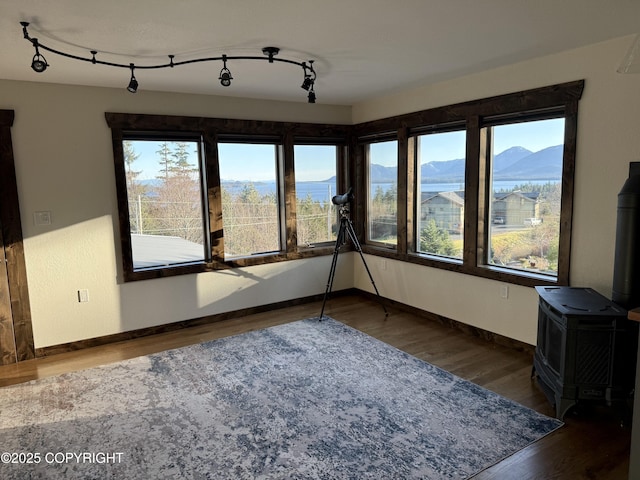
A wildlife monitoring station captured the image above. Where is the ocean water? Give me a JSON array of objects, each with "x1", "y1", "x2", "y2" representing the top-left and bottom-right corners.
[{"x1": 222, "y1": 180, "x2": 559, "y2": 203}]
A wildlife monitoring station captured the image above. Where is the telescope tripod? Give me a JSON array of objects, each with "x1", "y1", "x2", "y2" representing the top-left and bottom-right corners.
[{"x1": 320, "y1": 205, "x2": 388, "y2": 319}]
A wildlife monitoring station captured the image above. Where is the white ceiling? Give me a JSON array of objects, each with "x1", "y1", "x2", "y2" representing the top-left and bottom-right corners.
[{"x1": 1, "y1": 0, "x2": 639, "y2": 105}]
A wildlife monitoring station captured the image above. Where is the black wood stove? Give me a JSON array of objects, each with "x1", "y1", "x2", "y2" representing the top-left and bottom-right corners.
[{"x1": 533, "y1": 286, "x2": 636, "y2": 419}]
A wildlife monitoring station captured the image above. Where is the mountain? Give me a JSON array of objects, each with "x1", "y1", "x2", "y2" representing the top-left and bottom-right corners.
[
  {"x1": 493, "y1": 145, "x2": 563, "y2": 180},
  {"x1": 418, "y1": 146, "x2": 533, "y2": 182},
  {"x1": 369, "y1": 163, "x2": 398, "y2": 183},
  {"x1": 421, "y1": 158, "x2": 465, "y2": 180},
  {"x1": 492, "y1": 146, "x2": 533, "y2": 171},
  {"x1": 362, "y1": 145, "x2": 560, "y2": 183}
]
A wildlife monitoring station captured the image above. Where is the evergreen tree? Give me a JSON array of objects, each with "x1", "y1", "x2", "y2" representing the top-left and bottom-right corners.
[
  {"x1": 420, "y1": 219, "x2": 456, "y2": 256},
  {"x1": 123, "y1": 141, "x2": 149, "y2": 234}
]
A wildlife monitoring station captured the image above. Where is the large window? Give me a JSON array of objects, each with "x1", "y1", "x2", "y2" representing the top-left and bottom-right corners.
[
  {"x1": 415, "y1": 129, "x2": 466, "y2": 260},
  {"x1": 218, "y1": 142, "x2": 282, "y2": 258},
  {"x1": 108, "y1": 80, "x2": 581, "y2": 286},
  {"x1": 356, "y1": 80, "x2": 583, "y2": 286},
  {"x1": 293, "y1": 145, "x2": 338, "y2": 246},
  {"x1": 486, "y1": 117, "x2": 565, "y2": 277},
  {"x1": 122, "y1": 138, "x2": 207, "y2": 270},
  {"x1": 366, "y1": 140, "x2": 398, "y2": 246},
  {"x1": 107, "y1": 113, "x2": 349, "y2": 281}
]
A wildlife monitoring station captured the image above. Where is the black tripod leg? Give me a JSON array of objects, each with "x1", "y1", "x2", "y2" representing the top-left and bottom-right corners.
[
  {"x1": 344, "y1": 220, "x2": 389, "y2": 318},
  {"x1": 320, "y1": 220, "x2": 346, "y2": 320}
]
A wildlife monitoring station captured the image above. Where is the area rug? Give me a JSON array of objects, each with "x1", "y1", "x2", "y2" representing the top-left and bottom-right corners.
[{"x1": 0, "y1": 317, "x2": 561, "y2": 479}]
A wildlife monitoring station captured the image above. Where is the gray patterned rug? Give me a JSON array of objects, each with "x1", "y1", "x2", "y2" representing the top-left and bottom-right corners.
[{"x1": 0, "y1": 317, "x2": 561, "y2": 479}]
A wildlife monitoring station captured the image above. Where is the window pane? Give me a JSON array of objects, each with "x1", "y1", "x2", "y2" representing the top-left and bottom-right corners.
[
  {"x1": 123, "y1": 140, "x2": 206, "y2": 270},
  {"x1": 488, "y1": 118, "x2": 565, "y2": 276},
  {"x1": 294, "y1": 145, "x2": 337, "y2": 245},
  {"x1": 416, "y1": 130, "x2": 466, "y2": 259},
  {"x1": 367, "y1": 140, "x2": 398, "y2": 245},
  {"x1": 218, "y1": 143, "x2": 281, "y2": 258}
]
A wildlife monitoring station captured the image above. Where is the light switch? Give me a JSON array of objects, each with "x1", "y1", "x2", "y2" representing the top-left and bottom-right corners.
[{"x1": 34, "y1": 211, "x2": 52, "y2": 226}]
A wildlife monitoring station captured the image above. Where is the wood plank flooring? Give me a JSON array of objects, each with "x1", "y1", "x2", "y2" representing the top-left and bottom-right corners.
[{"x1": 0, "y1": 294, "x2": 631, "y2": 479}]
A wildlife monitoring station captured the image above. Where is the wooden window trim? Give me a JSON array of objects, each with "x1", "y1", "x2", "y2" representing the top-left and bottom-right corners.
[
  {"x1": 356, "y1": 80, "x2": 584, "y2": 287},
  {"x1": 106, "y1": 80, "x2": 582, "y2": 286},
  {"x1": 105, "y1": 113, "x2": 350, "y2": 282}
]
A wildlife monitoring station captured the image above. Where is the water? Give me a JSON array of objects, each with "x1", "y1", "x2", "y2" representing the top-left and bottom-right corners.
[
  {"x1": 223, "y1": 181, "x2": 337, "y2": 203},
  {"x1": 222, "y1": 179, "x2": 559, "y2": 203}
]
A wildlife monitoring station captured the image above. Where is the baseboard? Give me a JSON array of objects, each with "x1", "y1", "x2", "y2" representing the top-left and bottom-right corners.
[
  {"x1": 34, "y1": 289, "x2": 360, "y2": 358},
  {"x1": 35, "y1": 287, "x2": 533, "y2": 359},
  {"x1": 356, "y1": 289, "x2": 535, "y2": 356}
]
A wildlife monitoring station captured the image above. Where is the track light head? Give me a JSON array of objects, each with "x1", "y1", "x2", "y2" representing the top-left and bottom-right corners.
[
  {"x1": 301, "y1": 60, "x2": 316, "y2": 95},
  {"x1": 301, "y1": 76, "x2": 313, "y2": 91},
  {"x1": 29, "y1": 39, "x2": 48, "y2": 73},
  {"x1": 219, "y1": 69, "x2": 232, "y2": 87},
  {"x1": 127, "y1": 64, "x2": 138, "y2": 93},
  {"x1": 31, "y1": 52, "x2": 48, "y2": 73},
  {"x1": 127, "y1": 77, "x2": 139, "y2": 93},
  {"x1": 219, "y1": 55, "x2": 233, "y2": 87}
]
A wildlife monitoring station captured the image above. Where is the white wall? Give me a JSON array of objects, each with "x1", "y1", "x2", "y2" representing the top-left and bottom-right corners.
[
  {"x1": 2, "y1": 34, "x2": 640, "y2": 350},
  {"x1": 353, "y1": 35, "x2": 640, "y2": 345},
  {"x1": 0, "y1": 80, "x2": 352, "y2": 348}
]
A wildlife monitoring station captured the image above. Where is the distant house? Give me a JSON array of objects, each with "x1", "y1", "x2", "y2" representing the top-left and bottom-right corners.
[
  {"x1": 420, "y1": 191, "x2": 464, "y2": 233},
  {"x1": 420, "y1": 190, "x2": 540, "y2": 230},
  {"x1": 492, "y1": 191, "x2": 540, "y2": 225}
]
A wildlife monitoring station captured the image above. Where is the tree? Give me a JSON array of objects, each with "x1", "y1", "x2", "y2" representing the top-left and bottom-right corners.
[
  {"x1": 296, "y1": 193, "x2": 336, "y2": 245},
  {"x1": 420, "y1": 219, "x2": 456, "y2": 256},
  {"x1": 221, "y1": 183, "x2": 279, "y2": 256},
  {"x1": 155, "y1": 142, "x2": 174, "y2": 181},
  {"x1": 123, "y1": 141, "x2": 150, "y2": 234},
  {"x1": 148, "y1": 142, "x2": 204, "y2": 244}
]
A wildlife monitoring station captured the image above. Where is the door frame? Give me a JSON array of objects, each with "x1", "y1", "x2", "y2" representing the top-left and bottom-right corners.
[{"x1": 0, "y1": 110, "x2": 35, "y2": 364}]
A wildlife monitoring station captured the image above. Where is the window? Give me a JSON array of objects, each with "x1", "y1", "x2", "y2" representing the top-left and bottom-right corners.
[
  {"x1": 415, "y1": 129, "x2": 466, "y2": 260},
  {"x1": 122, "y1": 138, "x2": 208, "y2": 270},
  {"x1": 366, "y1": 140, "x2": 398, "y2": 246},
  {"x1": 357, "y1": 80, "x2": 583, "y2": 286},
  {"x1": 485, "y1": 117, "x2": 565, "y2": 276},
  {"x1": 108, "y1": 81, "x2": 581, "y2": 286},
  {"x1": 107, "y1": 113, "x2": 350, "y2": 281},
  {"x1": 293, "y1": 144, "x2": 338, "y2": 246},
  {"x1": 218, "y1": 142, "x2": 283, "y2": 258}
]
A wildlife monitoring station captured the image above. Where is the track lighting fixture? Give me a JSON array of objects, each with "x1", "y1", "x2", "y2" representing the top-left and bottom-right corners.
[
  {"x1": 300, "y1": 61, "x2": 316, "y2": 103},
  {"x1": 219, "y1": 55, "x2": 232, "y2": 87},
  {"x1": 29, "y1": 40, "x2": 48, "y2": 72},
  {"x1": 127, "y1": 64, "x2": 138, "y2": 93},
  {"x1": 20, "y1": 22, "x2": 318, "y2": 102},
  {"x1": 301, "y1": 76, "x2": 313, "y2": 91}
]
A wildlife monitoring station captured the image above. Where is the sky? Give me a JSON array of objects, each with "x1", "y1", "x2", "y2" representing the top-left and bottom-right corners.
[{"x1": 129, "y1": 117, "x2": 565, "y2": 181}]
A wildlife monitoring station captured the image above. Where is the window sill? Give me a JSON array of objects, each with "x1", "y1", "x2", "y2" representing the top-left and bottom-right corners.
[{"x1": 123, "y1": 245, "x2": 336, "y2": 282}]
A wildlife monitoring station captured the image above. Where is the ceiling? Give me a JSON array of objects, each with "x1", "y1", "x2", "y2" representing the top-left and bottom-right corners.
[{"x1": 1, "y1": 0, "x2": 639, "y2": 105}]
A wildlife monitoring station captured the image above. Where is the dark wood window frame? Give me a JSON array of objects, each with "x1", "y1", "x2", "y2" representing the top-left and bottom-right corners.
[
  {"x1": 105, "y1": 113, "x2": 350, "y2": 282},
  {"x1": 107, "y1": 80, "x2": 582, "y2": 286},
  {"x1": 353, "y1": 80, "x2": 584, "y2": 287}
]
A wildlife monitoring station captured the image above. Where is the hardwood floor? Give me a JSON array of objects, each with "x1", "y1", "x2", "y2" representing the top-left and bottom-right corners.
[{"x1": 0, "y1": 294, "x2": 631, "y2": 479}]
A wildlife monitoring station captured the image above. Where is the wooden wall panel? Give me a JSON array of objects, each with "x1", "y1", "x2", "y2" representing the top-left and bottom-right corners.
[{"x1": 0, "y1": 111, "x2": 35, "y2": 363}]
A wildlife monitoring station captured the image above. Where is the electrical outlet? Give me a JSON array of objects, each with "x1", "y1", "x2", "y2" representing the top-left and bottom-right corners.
[
  {"x1": 381, "y1": 259, "x2": 387, "y2": 271},
  {"x1": 78, "y1": 289, "x2": 90, "y2": 303},
  {"x1": 500, "y1": 285, "x2": 509, "y2": 299}
]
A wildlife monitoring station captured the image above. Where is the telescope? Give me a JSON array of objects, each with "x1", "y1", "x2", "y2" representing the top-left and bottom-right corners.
[
  {"x1": 331, "y1": 187, "x2": 354, "y2": 206},
  {"x1": 320, "y1": 186, "x2": 387, "y2": 320}
]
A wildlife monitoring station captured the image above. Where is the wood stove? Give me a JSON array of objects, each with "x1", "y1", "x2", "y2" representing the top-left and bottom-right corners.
[{"x1": 533, "y1": 286, "x2": 636, "y2": 419}]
